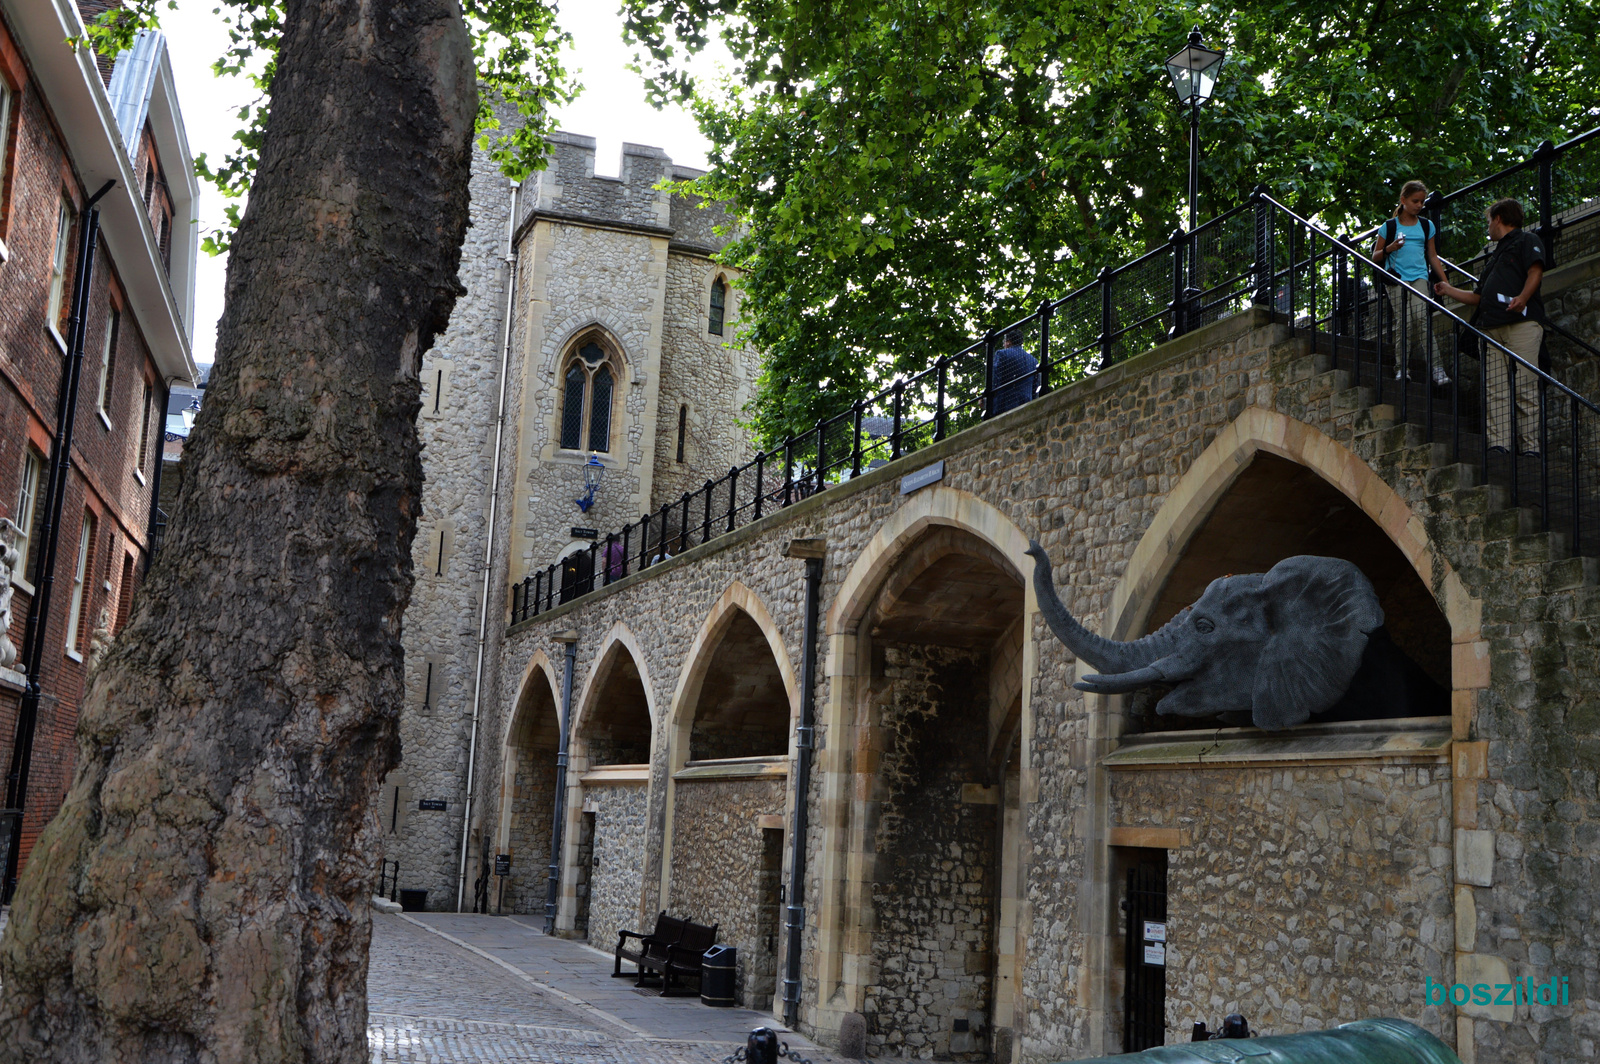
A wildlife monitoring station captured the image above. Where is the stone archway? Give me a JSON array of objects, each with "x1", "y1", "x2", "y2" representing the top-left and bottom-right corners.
[
  {"x1": 494, "y1": 657, "x2": 562, "y2": 914},
  {"x1": 658, "y1": 582, "x2": 799, "y2": 1012},
  {"x1": 1079, "y1": 406, "x2": 1485, "y2": 1051},
  {"x1": 564, "y1": 629, "x2": 656, "y2": 946},
  {"x1": 817, "y1": 488, "x2": 1038, "y2": 1061}
]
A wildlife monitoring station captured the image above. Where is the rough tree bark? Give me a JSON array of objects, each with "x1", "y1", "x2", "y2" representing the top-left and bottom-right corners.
[{"x1": 0, "y1": 2, "x2": 476, "y2": 1060}]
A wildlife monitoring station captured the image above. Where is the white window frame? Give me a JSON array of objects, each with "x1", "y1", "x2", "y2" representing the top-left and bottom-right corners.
[
  {"x1": 65, "y1": 511, "x2": 94, "y2": 659},
  {"x1": 96, "y1": 305, "x2": 120, "y2": 425},
  {"x1": 46, "y1": 197, "x2": 74, "y2": 345},
  {"x1": 13, "y1": 448, "x2": 44, "y2": 591}
]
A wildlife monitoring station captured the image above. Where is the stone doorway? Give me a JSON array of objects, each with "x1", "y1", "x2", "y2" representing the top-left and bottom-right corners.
[
  {"x1": 499, "y1": 666, "x2": 560, "y2": 914},
  {"x1": 850, "y1": 526, "x2": 1027, "y2": 1061}
]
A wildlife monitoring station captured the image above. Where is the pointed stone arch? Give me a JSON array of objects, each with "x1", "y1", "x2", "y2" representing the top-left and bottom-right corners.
[
  {"x1": 1102, "y1": 407, "x2": 1480, "y2": 670},
  {"x1": 492, "y1": 651, "x2": 563, "y2": 913},
  {"x1": 811, "y1": 486, "x2": 1039, "y2": 1051},
  {"x1": 657, "y1": 582, "x2": 800, "y2": 1009}
]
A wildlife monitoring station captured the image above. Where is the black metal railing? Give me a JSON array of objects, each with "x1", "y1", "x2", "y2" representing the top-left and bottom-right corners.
[
  {"x1": 1260, "y1": 193, "x2": 1600, "y2": 558},
  {"x1": 510, "y1": 132, "x2": 1600, "y2": 623}
]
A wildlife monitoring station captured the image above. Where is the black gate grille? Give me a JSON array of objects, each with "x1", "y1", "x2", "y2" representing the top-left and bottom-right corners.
[{"x1": 1122, "y1": 862, "x2": 1168, "y2": 1052}]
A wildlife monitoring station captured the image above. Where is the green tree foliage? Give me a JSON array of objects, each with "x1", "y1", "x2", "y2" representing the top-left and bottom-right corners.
[
  {"x1": 623, "y1": 0, "x2": 1600, "y2": 443},
  {"x1": 86, "y1": 0, "x2": 575, "y2": 254}
]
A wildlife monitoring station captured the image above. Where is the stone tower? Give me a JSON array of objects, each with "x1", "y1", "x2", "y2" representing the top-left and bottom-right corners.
[{"x1": 381, "y1": 132, "x2": 758, "y2": 910}]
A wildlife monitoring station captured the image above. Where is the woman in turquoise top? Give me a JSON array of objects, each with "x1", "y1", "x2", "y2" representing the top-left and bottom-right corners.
[{"x1": 1372, "y1": 180, "x2": 1450, "y2": 384}]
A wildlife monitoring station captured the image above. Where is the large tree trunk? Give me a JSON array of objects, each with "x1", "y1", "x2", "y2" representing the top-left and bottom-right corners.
[{"x1": 0, "y1": 2, "x2": 475, "y2": 1060}]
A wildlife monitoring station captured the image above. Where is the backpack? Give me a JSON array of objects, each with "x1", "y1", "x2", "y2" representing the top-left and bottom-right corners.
[{"x1": 1380, "y1": 216, "x2": 1436, "y2": 280}]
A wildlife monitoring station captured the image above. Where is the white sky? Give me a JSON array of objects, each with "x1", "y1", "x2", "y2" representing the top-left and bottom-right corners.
[{"x1": 158, "y1": 1, "x2": 723, "y2": 366}]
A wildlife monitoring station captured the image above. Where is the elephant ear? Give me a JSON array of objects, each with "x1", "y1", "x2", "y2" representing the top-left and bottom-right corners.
[{"x1": 1251, "y1": 557, "x2": 1384, "y2": 730}]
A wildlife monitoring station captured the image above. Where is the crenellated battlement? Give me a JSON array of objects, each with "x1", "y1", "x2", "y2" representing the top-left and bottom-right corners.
[{"x1": 526, "y1": 131, "x2": 732, "y2": 252}]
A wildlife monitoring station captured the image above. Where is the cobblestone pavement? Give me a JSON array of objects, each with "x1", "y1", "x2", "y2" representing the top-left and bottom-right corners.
[{"x1": 368, "y1": 914, "x2": 846, "y2": 1064}]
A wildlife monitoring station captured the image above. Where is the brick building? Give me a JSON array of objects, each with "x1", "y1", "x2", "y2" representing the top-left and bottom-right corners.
[{"x1": 0, "y1": 1, "x2": 198, "y2": 900}]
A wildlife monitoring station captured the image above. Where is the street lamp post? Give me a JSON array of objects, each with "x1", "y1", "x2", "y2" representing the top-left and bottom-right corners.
[{"x1": 1165, "y1": 28, "x2": 1226, "y2": 231}]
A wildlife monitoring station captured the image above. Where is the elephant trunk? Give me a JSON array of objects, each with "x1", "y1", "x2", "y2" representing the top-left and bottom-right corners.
[{"x1": 1027, "y1": 540, "x2": 1180, "y2": 674}]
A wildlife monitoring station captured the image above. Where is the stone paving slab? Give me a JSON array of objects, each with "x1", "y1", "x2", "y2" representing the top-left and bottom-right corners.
[{"x1": 369, "y1": 912, "x2": 846, "y2": 1063}]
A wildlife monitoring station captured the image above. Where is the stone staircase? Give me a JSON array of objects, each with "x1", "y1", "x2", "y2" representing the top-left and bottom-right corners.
[{"x1": 1281, "y1": 337, "x2": 1600, "y2": 588}]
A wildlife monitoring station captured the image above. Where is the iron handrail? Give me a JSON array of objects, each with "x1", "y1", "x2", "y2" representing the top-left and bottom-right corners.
[
  {"x1": 509, "y1": 164, "x2": 1599, "y2": 623},
  {"x1": 1261, "y1": 194, "x2": 1599, "y2": 414}
]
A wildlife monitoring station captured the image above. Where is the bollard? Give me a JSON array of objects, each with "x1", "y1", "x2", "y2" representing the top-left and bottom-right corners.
[{"x1": 746, "y1": 1027, "x2": 780, "y2": 1064}]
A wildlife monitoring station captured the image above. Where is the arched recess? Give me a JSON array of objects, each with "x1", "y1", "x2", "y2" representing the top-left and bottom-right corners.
[
  {"x1": 1080, "y1": 406, "x2": 1483, "y2": 1052},
  {"x1": 493, "y1": 653, "x2": 562, "y2": 914},
  {"x1": 563, "y1": 626, "x2": 656, "y2": 948},
  {"x1": 815, "y1": 486, "x2": 1038, "y2": 1059},
  {"x1": 1103, "y1": 408, "x2": 1478, "y2": 653},
  {"x1": 657, "y1": 583, "x2": 799, "y2": 1010}
]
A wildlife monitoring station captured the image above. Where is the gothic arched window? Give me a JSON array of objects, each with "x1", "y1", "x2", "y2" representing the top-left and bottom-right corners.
[
  {"x1": 558, "y1": 340, "x2": 616, "y2": 453},
  {"x1": 708, "y1": 277, "x2": 727, "y2": 336}
]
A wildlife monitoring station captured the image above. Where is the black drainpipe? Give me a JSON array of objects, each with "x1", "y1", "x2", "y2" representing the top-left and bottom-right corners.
[
  {"x1": 781, "y1": 538, "x2": 825, "y2": 1029},
  {"x1": 2, "y1": 180, "x2": 115, "y2": 904},
  {"x1": 144, "y1": 376, "x2": 172, "y2": 571},
  {"x1": 545, "y1": 630, "x2": 579, "y2": 933}
]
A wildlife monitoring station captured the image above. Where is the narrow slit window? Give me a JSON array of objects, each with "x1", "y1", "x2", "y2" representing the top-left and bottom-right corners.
[
  {"x1": 560, "y1": 363, "x2": 586, "y2": 450},
  {"x1": 435, "y1": 528, "x2": 446, "y2": 575},
  {"x1": 432, "y1": 368, "x2": 443, "y2": 413},
  {"x1": 423, "y1": 661, "x2": 434, "y2": 709},
  {"x1": 676, "y1": 405, "x2": 687, "y2": 463},
  {"x1": 708, "y1": 278, "x2": 726, "y2": 336}
]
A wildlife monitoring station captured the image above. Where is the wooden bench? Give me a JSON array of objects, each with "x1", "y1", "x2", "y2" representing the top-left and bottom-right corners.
[
  {"x1": 642, "y1": 917, "x2": 719, "y2": 996},
  {"x1": 614, "y1": 911, "x2": 686, "y2": 984}
]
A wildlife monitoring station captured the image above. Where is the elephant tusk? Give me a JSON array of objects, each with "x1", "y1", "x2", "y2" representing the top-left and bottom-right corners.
[{"x1": 1073, "y1": 665, "x2": 1169, "y2": 694}]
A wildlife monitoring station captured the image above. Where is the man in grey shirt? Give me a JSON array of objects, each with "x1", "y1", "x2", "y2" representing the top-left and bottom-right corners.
[{"x1": 1434, "y1": 198, "x2": 1545, "y2": 454}]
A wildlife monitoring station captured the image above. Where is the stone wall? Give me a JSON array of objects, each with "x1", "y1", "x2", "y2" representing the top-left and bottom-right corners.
[
  {"x1": 483, "y1": 304, "x2": 1600, "y2": 1064},
  {"x1": 652, "y1": 251, "x2": 759, "y2": 509},
  {"x1": 866, "y1": 644, "x2": 998, "y2": 1060},
  {"x1": 385, "y1": 129, "x2": 516, "y2": 908},
  {"x1": 667, "y1": 774, "x2": 788, "y2": 1006},
  {"x1": 1109, "y1": 763, "x2": 1454, "y2": 1043},
  {"x1": 504, "y1": 729, "x2": 559, "y2": 914},
  {"x1": 583, "y1": 782, "x2": 650, "y2": 957}
]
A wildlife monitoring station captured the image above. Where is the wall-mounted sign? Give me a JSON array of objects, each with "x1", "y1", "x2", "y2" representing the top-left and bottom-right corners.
[
  {"x1": 1143, "y1": 944, "x2": 1166, "y2": 966},
  {"x1": 1143, "y1": 921, "x2": 1167, "y2": 943},
  {"x1": 418, "y1": 799, "x2": 447, "y2": 811},
  {"x1": 899, "y1": 460, "x2": 945, "y2": 495},
  {"x1": 494, "y1": 854, "x2": 511, "y2": 876},
  {"x1": 570, "y1": 526, "x2": 599, "y2": 540}
]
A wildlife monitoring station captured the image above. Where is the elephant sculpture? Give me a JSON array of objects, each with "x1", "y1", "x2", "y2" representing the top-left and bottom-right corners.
[{"x1": 1026, "y1": 540, "x2": 1440, "y2": 730}]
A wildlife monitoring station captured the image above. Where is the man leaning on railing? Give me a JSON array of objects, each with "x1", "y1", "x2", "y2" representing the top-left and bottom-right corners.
[{"x1": 1434, "y1": 198, "x2": 1547, "y2": 457}]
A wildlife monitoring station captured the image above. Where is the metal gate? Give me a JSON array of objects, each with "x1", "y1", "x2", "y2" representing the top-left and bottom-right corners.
[{"x1": 1122, "y1": 861, "x2": 1168, "y2": 1052}]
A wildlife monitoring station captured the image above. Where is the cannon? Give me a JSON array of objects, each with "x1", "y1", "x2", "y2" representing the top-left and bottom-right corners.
[{"x1": 1060, "y1": 1018, "x2": 1461, "y2": 1063}]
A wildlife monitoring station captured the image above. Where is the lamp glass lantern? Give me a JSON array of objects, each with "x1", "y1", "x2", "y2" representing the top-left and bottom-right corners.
[
  {"x1": 1165, "y1": 31, "x2": 1225, "y2": 107},
  {"x1": 576, "y1": 453, "x2": 605, "y2": 512}
]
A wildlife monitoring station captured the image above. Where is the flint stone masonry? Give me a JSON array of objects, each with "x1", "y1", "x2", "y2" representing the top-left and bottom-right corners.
[
  {"x1": 667, "y1": 775, "x2": 788, "y2": 1006},
  {"x1": 384, "y1": 130, "x2": 517, "y2": 908},
  {"x1": 867, "y1": 644, "x2": 998, "y2": 1061},
  {"x1": 1109, "y1": 764, "x2": 1454, "y2": 1040},
  {"x1": 583, "y1": 783, "x2": 650, "y2": 961},
  {"x1": 480, "y1": 300, "x2": 1600, "y2": 1063}
]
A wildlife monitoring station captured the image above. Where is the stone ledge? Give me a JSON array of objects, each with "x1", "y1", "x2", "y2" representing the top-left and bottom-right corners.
[
  {"x1": 579, "y1": 765, "x2": 650, "y2": 785},
  {"x1": 673, "y1": 756, "x2": 790, "y2": 781},
  {"x1": 1103, "y1": 715, "x2": 1452, "y2": 770}
]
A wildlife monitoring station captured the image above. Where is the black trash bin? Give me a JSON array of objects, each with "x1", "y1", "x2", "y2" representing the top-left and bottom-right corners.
[
  {"x1": 398, "y1": 889, "x2": 428, "y2": 912},
  {"x1": 700, "y1": 944, "x2": 736, "y2": 1006}
]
